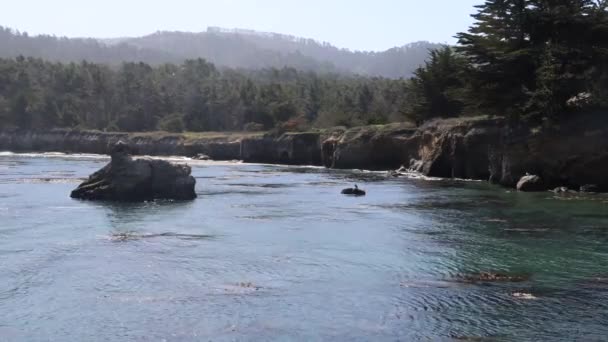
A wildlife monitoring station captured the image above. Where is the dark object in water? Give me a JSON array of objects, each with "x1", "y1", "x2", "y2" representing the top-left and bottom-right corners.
[
  {"x1": 341, "y1": 184, "x2": 366, "y2": 196},
  {"x1": 71, "y1": 141, "x2": 196, "y2": 202}
]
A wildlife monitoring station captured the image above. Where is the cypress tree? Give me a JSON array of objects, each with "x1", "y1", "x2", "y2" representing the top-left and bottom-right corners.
[{"x1": 456, "y1": 0, "x2": 535, "y2": 118}]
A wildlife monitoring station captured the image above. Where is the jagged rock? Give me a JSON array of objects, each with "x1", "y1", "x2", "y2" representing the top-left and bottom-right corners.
[
  {"x1": 517, "y1": 175, "x2": 545, "y2": 192},
  {"x1": 70, "y1": 141, "x2": 196, "y2": 201}
]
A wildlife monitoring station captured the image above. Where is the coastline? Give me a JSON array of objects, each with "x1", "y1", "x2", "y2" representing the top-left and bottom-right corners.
[{"x1": 2, "y1": 112, "x2": 607, "y2": 192}]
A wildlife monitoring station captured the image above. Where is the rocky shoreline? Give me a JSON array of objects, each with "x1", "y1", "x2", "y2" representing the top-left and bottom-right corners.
[{"x1": 2, "y1": 112, "x2": 607, "y2": 192}]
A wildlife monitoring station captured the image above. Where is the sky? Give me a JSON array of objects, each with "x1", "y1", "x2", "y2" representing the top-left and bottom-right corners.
[{"x1": 0, "y1": 0, "x2": 484, "y2": 51}]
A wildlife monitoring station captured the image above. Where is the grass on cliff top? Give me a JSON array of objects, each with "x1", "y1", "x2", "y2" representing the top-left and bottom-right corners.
[
  {"x1": 59, "y1": 117, "x2": 490, "y2": 142},
  {"x1": 56, "y1": 128, "x2": 268, "y2": 141},
  {"x1": 127, "y1": 130, "x2": 267, "y2": 141},
  {"x1": 421, "y1": 115, "x2": 493, "y2": 127}
]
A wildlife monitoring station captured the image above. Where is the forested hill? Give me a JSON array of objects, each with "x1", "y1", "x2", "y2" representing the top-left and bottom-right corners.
[
  {"x1": 0, "y1": 26, "x2": 441, "y2": 78},
  {"x1": 0, "y1": 27, "x2": 178, "y2": 65},
  {"x1": 115, "y1": 28, "x2": 442, "y2": 78}
]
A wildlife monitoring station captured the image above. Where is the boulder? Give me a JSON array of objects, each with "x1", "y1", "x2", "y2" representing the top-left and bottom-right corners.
[
  {"x1": 516, "y1": 174, "x2": 545, "y2": 192},
  {"x1": 71, "y1": 141, "x2": 196, "y2": 201}
]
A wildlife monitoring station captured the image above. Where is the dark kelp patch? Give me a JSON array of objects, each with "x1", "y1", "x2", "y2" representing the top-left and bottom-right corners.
[
  {"x1": 454, "y1": 272, "x2": 531, "y2": 284},
  {"x1": 110, "y1": 232, "x2": 215, "y2": 242}
]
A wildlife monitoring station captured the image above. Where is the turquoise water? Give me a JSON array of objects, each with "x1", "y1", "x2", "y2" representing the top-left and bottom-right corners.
[{"x1": 1, "y1": 153, "x2": 608, "y2": 341}]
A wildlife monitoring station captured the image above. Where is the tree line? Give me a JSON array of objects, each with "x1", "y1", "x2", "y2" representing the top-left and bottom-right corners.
[
  {"x1": 406, "y1": 0, "x2": 608, "y2": 124},
  {"x1": 2, "y1": 1, "x2": 606, "y2": 133},
  {"x1": 0, "y1": 57, "x2": 409, "y2": 132}
]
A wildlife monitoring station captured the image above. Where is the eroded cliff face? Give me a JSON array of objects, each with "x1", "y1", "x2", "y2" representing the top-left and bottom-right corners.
[
  {"x1": 489, "y1": 113, "x2": 608, "y2": 191},
  {"x1": 408, "y1": 117, "x2": 504, "y2": 180},
  {"x1": 241, "y1": 132, "x2": 322, "y2": 165},
  {"x1": 404, "y1": 112, "x2": 608, "y2": 191},
  {"x1": 2, "y1": 112, "x2": 608, "y2": 191},
  {"x1": 327, "y1": 124, "x2": 418, "y2": 170}
]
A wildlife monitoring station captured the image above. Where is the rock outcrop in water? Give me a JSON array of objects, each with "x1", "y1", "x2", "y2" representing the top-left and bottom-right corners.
[{"x1": 70, "y1": 141, "x2": 196, "y2": 201}]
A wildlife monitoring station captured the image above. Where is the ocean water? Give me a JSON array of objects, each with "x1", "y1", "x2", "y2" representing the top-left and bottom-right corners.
[{"x1": 1, "y1": 152, "x2": 608, "y2": 341}]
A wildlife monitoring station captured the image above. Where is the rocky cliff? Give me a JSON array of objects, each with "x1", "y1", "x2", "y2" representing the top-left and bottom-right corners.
[
  {"x1": 241, "y1": 132, "x2": 323, "y2": 165},
  {"x1": 408, "y1": 117, "x2": 504, "y2": 180},
  {"x1": 325, "y1": 124, "x2": 418, "y2": 170},
  {"x1": 404, "y1": 113, "x2": 608, "y2": 191},
  {"x1": 2, "y1": 112, "x2": 607, "y2": 191},
  {"x1": 489, "y1": 112, "x2": 608, "y2": 191},
  {"x1": 0, "y1": 130, "x2": 243, "y2": 160}
]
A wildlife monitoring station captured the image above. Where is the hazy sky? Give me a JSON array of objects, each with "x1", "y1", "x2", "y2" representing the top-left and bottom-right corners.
[{"x1": 0, "y1": 0, "x2": 483, "y2": 51}]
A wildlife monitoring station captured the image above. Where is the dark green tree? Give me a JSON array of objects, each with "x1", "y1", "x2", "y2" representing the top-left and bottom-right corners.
[
  {"x1": 456, "y1": 0, "x2": 535, "y2": 117},
  {"x1": 406, "y1": 47, "x2": 466, "y2": 125}
]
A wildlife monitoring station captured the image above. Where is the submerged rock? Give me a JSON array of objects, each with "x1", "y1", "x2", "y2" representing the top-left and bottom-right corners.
[
  {"x1": 516, "y1": 174, "x2": 545, "y2": 192},
  {"x1": 580, "y1": 184, "x2": 599, "y2": 193},
  {"x1": 553, "y1": 186, "x2": 578, "y2": 194},
  {"x1": 70, "y1": 141, "x2": 196, "y2": 201},
  {"x1": 194, "y1": 153, "x2": 211, "y2": 161},
  {"x1": 388, "y1": 165, "x2": 410, "y2": 178},
  {"x1": 341, "y1": 184, "x2": 366, "y2": 196}
]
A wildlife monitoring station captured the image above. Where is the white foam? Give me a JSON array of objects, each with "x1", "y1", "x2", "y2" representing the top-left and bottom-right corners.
[
  {"x1": 0, "y1": 151, "x2": 109, "y2": 160},
  {"x1": 389, "y1": 170, "x2": 444, "y2": 181},
  {"x1": 389, "y1": 170, "x2": 484, "y2": 182}
]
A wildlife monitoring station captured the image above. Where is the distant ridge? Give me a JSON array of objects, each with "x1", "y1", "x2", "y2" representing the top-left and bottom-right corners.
[{"x1": 0, "y1": 26, "x2": 442, "y2": 78}]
